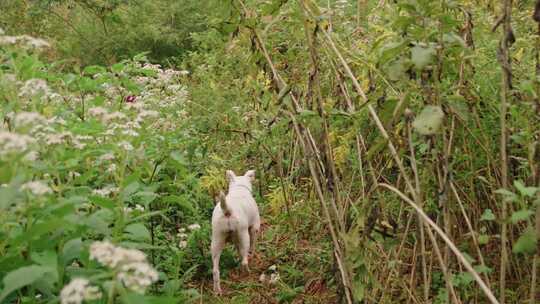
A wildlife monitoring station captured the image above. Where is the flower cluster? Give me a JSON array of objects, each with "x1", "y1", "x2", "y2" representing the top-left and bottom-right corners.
[
  {"x1": 0, "y1": 131, "x2": 35, "y2": 159},
  {"x1": 20, "y1": 181, "x2": 52, "y2": 196},
  {"x1": 259, "y1": 264, "x2": 280, "y2": 285},
  {"x1": 0, "y1": 32, "x2": 50, "y2": 50},
  {"x1": 123, "y1": 204, "x2": 144, "y2": 214},
  {"x1": 59, "y1": 278, "x2": 102, "y2": 304},
  {"x1": 89, "y1": 241, "x2": 158, "y2": 293},
  {"x1": 176, "y1": 224, "x2": 201, "y2": 248},
  {"x1": 92, "y1": 185, "x2": 120, "y2": 197}
]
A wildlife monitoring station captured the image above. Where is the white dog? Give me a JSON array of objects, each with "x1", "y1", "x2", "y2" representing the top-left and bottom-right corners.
[{"x1": 211, "y1": 170, "x2": 260, "y2": 295}]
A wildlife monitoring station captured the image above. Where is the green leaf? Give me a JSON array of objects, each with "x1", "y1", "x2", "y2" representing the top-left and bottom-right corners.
[
  {"x1": 121, "y1": 182, "x2": 140, "y2": 201},
  {"x1": 473, "y1": 264, "x2": 492, "y2": 274},
  {"x1": 511, "y1": 209, "x2": 534, "y2": 224},
  {"x1": 512, "y1": 227, "x2": 538, "y2": 255},
  {"x1": 411, "y1": 45, "x2": 436, "y2": 70},
  {"x1": 85, "y1": 209, "x2": 113, "y2": 235},
  {"x1": 480, "y1": 209, "x2": 496, "y2": 221},
  {"x1": 31, "y1": 251, "x2": 57, "y2": 270},
  {"x1": 513, "y1": 180, "x2": 538, "y2": 198},
  {"x1": 495, "y1": 188, "x2": 516, "y2": 197},
  {"x1": 111, "y1": 63, "x2": 126, "y2": 73},
  {"x1": 83, "y1": 65, "x2": 107, "y2": 76},
  {"x1": 62, "y1": 238, "x2": 83, "y2": 266},
  {"x1": 412, "y1": 105, "x2": 444, "y2": 135},
  {"x1": 124, "y1": 223, "x2": 151, "y2": 241},
  {"x1": 478, "y1": 234, "x2": 490, "y2": 245},
  {"x1": 0, "y1": 265, "x2": 50, "y2": 302},
  {"x1": 134, "y1": 192, "x2": 159, "y2": 205},
  {"x1": 0, "y1": 185, "x2": 18, "y2": 210}
]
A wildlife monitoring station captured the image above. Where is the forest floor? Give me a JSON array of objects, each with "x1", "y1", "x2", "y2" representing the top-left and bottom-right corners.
[{"x1": 194, "y1": 217, "x2": 338, "y2": 303}]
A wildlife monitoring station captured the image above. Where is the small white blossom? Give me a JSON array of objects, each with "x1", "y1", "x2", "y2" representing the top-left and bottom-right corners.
[
  {"x1": 89, "y1": 241, "x2": 158, "y2": 294},
  {"x1": 178, "y1": 240, "x2": 187, "y2": 248},
  {"x1": 188, "y1": 223, "x2": 201, "y2": 231},
  {"x1": 23, "y1": 150, "x2": 39, "y2": 161},
  {"x1": 18, "y1": 79, "x2": 51, "y2": 99},
  {"x1": 20, "y1": 181, "x2": 52, "y2": 195},
  {"x1": 117, "y1": 262, "x2": 159, "y2": 294},
  {"x1": 121, "y1": 129, "x2": 139, "y2": 137},
  {"x1": 60, "y1": 278, "x2": 101, "y2": 304},
  {"x1": 177, "y1": 233, "x2": 188, "y2": 239},
  {"x1": 118, "y1": 141, "x2": 134, "y2": 151},
  {"x1": 0, "y1": 131, "x2": 35, "y2": 157},
  {"x1": 259, "y1": 273, "x2": 267, "y2": 283},
  {"x1": 88, "y1": 107, "x2": 108, "y2": 118},
  {"x1": 69, "y1": 171, "x2": 81, "y2": 179},
  {"x1": 137, "y1": 110, "x2": 159, "y2": 121},
  {"x1": 98, "y1": 152, "x2": 115, "y2": 162},
  {"x1": 106, "y1": 163, "x2": 117, "y2": 173},
  {"x1": 14, "y1": 112, "x2": 47, "y2": 129},
  {"x1": 92, "y1": 186, "x2": 119, "y2": 197},
  {"x1": 269, "y1": 272, "x2": 280, "y2": 284}
]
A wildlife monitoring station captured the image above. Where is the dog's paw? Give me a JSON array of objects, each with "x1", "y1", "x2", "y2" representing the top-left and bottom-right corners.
[
  {"x1": 213, "y1": 287, "x2": 223, "y2": 296},
  {"x1": 240, "y1": 263, "x2": 250, "y2": 273}
]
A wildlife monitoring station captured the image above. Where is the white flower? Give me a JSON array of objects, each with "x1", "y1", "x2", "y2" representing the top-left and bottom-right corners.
[
  {"x1": 104, "y1": 112, "x2": 127, "y2": 122},
  {"x1": 178, "y1": 228, "x2": 186, "y2": 233},
  {"x1": 118, "y1": 141, "x2": 134, "y2": 151},
  {"x1": 23, "y1": 151, "x2": 39, "y2": 161},
  {"x1": 134, "y1": 204, "x2": 144, "y2": 212},
  {"x1": 88, "y1": 107, "x2": 108, "y2": 119},
  {"x1": 269, "y1": 272, "x2": 280, "y2": 284},
  {"x1": 69, "y1": 171, "x2": 81, "y2": 179},
  {"x1": 137, "y1": 110, "x2": 159, "y2": 121},
  {"x1": 188, "y1": 223, "x2": 201, "y2": 231},
  {"x1": 14, "y1": 112, "x2": 46, "y2": 129},
  {"x1": 268, "y1": 264, "x2": 277, "y2": 272},
  {"x1": 17, "y1": 35, "x2": 50, "y2": 49},
  {"x1": 48, "y1": 116, "x2": 67, "y2": 126},
  {"x1": 44, "y1": 131, "x2": 72, "y2": 145},
  {"x1": 0, "y1": 35, "x2": 17, "y2": 46},
  {"x1": 92, "y1": 186, "x2": 119, "y2": 197},
  {"x1": 117, "y1": 262, "x2": 159, "y2": 294},
  {"x1": 122, "y1": 129, "x2": 139, "y2": 137},
  {"x1": 20, "y1": 181, "x2": 52, "y2": 195},
  {"x1": 89, "y1": 241, "x2": 158, "y2": 294},
  {"x1": 178, "y1": 240, "x2": 187, "y2": 248},
  {"x1": 89, "y1": 241, "x2": 117, "y2": 267},
  {"x1": 98, "y1": 152, "x2": 115, "y2": 162},
  {"x1": 106, "y1": 163, "x2": 117, "y2": 173},
  {"x1": 259, "y1": 273, "x2": 267, "y2": 283},
  {"x1": 18, "y1": 79, "x2": 51, "y2": 99},
  {"x1": 0, "y1": 131, "x2": 35, "y2": 157},
  {"x1": 90, "y1": 241, "x2": 147, "y2": 268},
  {"x1": 59, "y1": 278, "x2": 102, "y2": 304},
  {"x1": 177, "y1": 233, "x2": 188, "y2": 239}
]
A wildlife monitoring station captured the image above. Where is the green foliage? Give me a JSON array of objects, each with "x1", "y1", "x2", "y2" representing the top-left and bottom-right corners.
[
  {"x1": 1, "y1": 0, "x2": 540, "y2": 303},
  {"x1": 0, "y1": 0, "x2": 213, "y2": 65}
]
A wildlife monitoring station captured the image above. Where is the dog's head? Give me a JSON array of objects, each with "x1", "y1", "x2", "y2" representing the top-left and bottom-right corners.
[{"x1": 226, "y1": 170, "x2": 255, "y2": 192}]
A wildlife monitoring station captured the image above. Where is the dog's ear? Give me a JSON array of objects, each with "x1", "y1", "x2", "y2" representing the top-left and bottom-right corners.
[
  {"x1": 244, "y1": 170, "x2": 256, "y2": 181},
  {"x1": 226, "y1": 170, "x2": 236, "y2": 182}
]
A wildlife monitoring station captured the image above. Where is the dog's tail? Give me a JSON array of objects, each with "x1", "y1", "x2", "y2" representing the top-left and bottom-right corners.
[{"x1": 217, "y1": 191, "x2": 230, "y2": 216}]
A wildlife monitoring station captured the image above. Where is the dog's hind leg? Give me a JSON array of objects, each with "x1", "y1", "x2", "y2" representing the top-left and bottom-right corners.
[
  {"x1": 248, "y1": 226, "x2": 259, "y2": 255},
  {"x1": 238, "y1": 229, "x2": 251, "y2": 273},
  {"x1": 211, "y1": 234, "x2": 225, "y2": 295}
]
